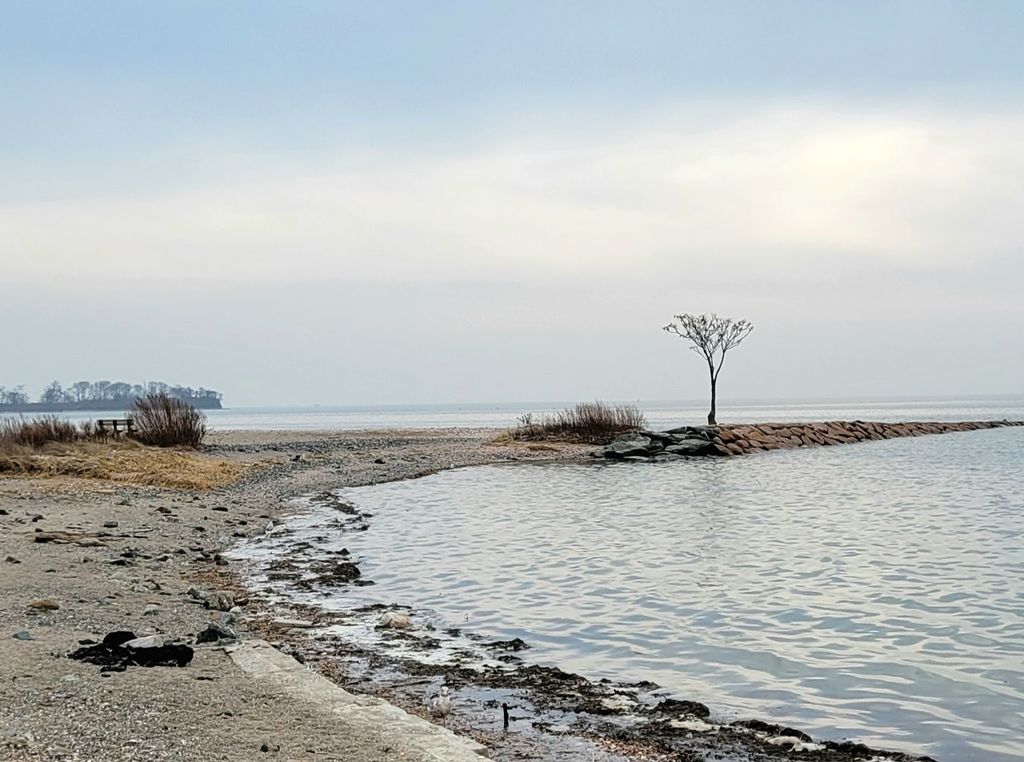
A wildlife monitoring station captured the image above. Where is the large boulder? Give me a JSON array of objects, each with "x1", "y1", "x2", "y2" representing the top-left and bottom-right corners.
[
  {"x1": 664, "y1": 438, "x2": 713, "y2": 456},
  {"x1": 665, "y1": 425, "x2": 716, "y2": 441},
  {"x1": 603, "y1": 434, "x2": 657, "y2": 459}
]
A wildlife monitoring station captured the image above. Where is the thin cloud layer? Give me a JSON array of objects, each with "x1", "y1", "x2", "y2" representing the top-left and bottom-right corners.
[{"x1": 7, "y1": 105, "x2": 1023, "y2": 286}]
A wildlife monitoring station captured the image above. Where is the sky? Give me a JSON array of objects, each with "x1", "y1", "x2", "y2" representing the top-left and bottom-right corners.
[{"x1": 2, "y1": 1, "x2": 1022, "y2": 407}]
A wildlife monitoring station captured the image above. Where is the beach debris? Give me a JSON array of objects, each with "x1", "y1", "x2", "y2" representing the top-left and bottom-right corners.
[
  {"x1": 377, "y1": 612, "x2": 412, "y2": 630},
  {"x1": 34, "y1": 530, "x2": 105, "y2": 546},
  {"x1": 270, "y1": 618, "x2": 314, "y2": 630},
  {"x1": 69, "y1": 630, "x2": 193, "y2": 671},
  {"x1": 429, "y1": 686, "x2": 453, "y2": 724},
  {"x1": 12, "y1": 630, "x2": 33, "y2": 641},
  {"x1": 143, "y1": 604, "x2": 160, "y2": 616},
  {"x1": 28, "y1": 598, "x2": 60, "y2": 611}
]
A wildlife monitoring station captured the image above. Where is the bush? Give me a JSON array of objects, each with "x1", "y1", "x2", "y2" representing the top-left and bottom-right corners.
[
  {"x1": 511, "y1": 401, "x2": 647, "y2": 444},
  {"x1": 130, "y1": 394, "x2": 207, "y2": 448}
]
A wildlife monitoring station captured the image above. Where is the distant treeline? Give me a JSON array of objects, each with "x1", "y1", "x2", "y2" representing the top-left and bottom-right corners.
[{"x1": 0, "y1": 381, "x2": 223, "y2": 412}]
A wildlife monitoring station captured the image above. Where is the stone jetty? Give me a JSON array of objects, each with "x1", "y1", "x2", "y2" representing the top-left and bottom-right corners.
[{"x1": 602, "y1": 419, "x2": 1024, "y2": 459}]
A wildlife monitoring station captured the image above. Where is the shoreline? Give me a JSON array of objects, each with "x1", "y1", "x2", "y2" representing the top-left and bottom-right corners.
[{"x1": 2, "y1": 424, "x2": 1001, "y2": 759}]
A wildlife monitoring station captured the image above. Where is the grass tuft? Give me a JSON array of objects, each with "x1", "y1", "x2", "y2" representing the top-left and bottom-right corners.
[{"x1": 510, "y1": 401, "x2": 647, "y2": 444}]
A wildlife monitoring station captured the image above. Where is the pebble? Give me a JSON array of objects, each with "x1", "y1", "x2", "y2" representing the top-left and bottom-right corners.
[
  {"x1": 28, "y1": 599, "x2": 60, "y2": 611},
  {"x1": 377, "y1": 612, "x2": 412, "y2": 630},
  {"x1": 4, "y1": 555, "x2": 20, "y2": 564},
  {"x1": 103, "y1": 521, "x2": 119, "y2": 528},
  {"x1": 12, "y1": 630, "x2": 33, "y2": 641},
  {"x1": 143, "y1": 604, "x2": 160, "y2": 616}
]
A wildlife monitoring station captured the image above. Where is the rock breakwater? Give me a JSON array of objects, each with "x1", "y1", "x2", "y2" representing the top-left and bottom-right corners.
[{"x1": 603, "y1": 419, "x2": 1024, "y2": 459}]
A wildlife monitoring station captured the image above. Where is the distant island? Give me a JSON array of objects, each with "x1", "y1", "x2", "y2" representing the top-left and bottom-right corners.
[{"x1": 0, "y1": 380, "x2": 223, "y2": 413}]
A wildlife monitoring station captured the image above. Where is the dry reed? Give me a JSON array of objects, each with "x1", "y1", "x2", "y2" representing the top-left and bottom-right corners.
[{"x1": 511, "y1": 401, "x2": 647, "y2": 444}]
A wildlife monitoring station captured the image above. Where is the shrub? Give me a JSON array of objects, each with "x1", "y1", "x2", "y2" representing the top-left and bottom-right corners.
[
  {"x1": 511, "y1": 401, "x2": 647, "y2": 444},
  {"x1": 130, "y1": 394, "x2": 207, "y2": 448}
]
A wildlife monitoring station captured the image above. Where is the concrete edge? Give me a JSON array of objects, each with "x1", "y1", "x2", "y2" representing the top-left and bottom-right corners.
[{"x1": 227, "y1": 640, "x2": 489, "y2": 761}]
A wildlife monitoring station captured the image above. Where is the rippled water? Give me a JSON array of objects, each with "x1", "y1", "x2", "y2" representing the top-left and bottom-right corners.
[{"x1": 303, "y1": 427, "x2": 1024, "y2": 761}]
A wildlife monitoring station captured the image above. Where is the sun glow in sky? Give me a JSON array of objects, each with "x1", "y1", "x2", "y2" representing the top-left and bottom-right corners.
[{"x1": 3, "y1": 2, "x2": 1022, "y2": 405}]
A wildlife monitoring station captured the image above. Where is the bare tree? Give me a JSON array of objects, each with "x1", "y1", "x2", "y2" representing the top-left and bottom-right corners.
[{"x1": 663, "y1": 313, "x2": 753, "y2": 425}]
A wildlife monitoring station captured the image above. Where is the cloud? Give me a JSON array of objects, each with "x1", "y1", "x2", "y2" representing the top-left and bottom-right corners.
[{"x1": 4, "y1": 103, "x2": 1023, "y2": 286}]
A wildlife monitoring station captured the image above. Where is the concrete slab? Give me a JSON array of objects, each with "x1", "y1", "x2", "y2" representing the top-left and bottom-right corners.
[{"x1": 228, "y1": 640, "x2": 488, "y2": 761}]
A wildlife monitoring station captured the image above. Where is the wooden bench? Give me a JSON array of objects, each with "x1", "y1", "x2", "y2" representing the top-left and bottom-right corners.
[{"x1": 96, "y1": 418, "x2": 134, "y2": 438}]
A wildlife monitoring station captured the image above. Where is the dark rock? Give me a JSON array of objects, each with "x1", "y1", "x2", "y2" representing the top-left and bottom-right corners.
[
  {"x1": 12, "y1": 630, "x2": 32, "y2": 641},
  {"x1": 734, "y1": 718, "x2": 811, "y2": 742},
  {"x1": 650, "y1": 697, "x2": 711, "y2": 719},
  {"x1": 639, "y1": 430, "x2": 680, "y2": 445},
  {"x1": 603, "y1": 434, "x2": 656, "y2": 459},
  {"x1": 487, "y1": 637, "x2": 530, "y2": 652},
  {"x1": 195, "y1": 621, "x2": 237, "y2": 644},
  {"x1": 665, "y1": 425, "x2": 716, "y2": 440},
  {"x1": 664, "y1": 438, "x2": 713, "y2": 456}
]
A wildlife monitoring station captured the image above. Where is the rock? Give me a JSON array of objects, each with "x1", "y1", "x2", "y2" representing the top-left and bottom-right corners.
[
  {"x1": 28, "y1": 599, "x2": 60, "y2": 611},
  {"x1": 664, "y1": 439, "x2": 713, "y2": 456},
  {"x1": 12, "y1": 630, "x2": 32, "y2": 641},
  {"x1": 102, "y1": 520, "x2": 119, "y2": 528},
  {"x1": 373, "y1": 457, "x2": 386, "y2": 464},
  {"x1": 187, "y1": 587, "x2": 235, "y2": 611},
  {"x1": 195, "y1": 621, "x2": 237, "y2": 644},
  {"x1": 4, "y1": 555, "x2": 20, "y2": 564},
  {"x1": 143, "y1": 604, "x2": 160, "y2": 616},
  {"x1": 603, "y1": 434, "x2": 655, "y2": 459},
  {"x1": 205, "y1": 591, "x2": 235, "y2": 611},
  {"x1": 223, "y1": 606, "x2": 242, "y2": 626},
  {"x1": 377, "y1": 612, "x2": 412, "y2": 630}
]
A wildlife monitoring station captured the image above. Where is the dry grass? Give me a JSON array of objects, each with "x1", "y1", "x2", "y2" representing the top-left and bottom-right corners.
[
  {"x1": 1, "y1": 415, "x2": 91, "y2": 449},
  {"x1": 509, "y1": 401, "x2": 647, "y2": 444},
  {"x1": 0, "y1": 441, "x2": 247, "y2": 490}
]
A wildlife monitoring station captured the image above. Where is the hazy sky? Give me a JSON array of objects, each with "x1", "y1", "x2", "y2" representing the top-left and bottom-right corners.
[{"x1": 3, "y1": 1, "x2": 1022, "y2": 406}]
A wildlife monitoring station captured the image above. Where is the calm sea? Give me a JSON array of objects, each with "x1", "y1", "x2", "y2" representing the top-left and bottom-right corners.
[{"x1": 13, "y1": 395, "x2": 1024, "y2": 431}]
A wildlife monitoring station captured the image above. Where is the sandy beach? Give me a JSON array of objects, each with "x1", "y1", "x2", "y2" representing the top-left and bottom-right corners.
[
  {"x1": 0, "y1": 430, "x2": 590, "y2": 761},
  {"x1": 1, "y1": 429, "x2": 939, "y2": 761}
]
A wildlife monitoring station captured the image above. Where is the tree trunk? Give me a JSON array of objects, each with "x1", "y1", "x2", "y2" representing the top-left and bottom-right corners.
[{"x1": 708, "y1": 374, "x2": 717, "y2": 425}]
